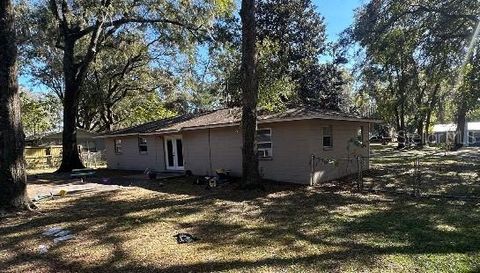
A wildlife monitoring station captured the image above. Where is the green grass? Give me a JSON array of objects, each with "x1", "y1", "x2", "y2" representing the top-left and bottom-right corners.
[
  {"x1": 1, "y1": 173, "x2": 480, "y2": 273},
  {"x1": 366, "y1": 144, "x2": 480, "y2": 197}
]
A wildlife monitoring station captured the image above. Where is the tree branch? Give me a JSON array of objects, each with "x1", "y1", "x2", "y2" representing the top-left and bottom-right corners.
[{"x1": 75, "y1": 17, "x2": 201, "y2": 39}]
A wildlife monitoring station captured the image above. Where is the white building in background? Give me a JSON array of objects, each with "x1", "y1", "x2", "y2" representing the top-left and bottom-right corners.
[{"x1": 432, "y1": 122, "x2": 480, "y2": 146}]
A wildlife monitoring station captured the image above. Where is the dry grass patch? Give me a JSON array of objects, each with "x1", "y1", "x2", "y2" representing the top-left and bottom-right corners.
[{"x1": 1, "y1": 175, "x2": 480, "y2": 272}]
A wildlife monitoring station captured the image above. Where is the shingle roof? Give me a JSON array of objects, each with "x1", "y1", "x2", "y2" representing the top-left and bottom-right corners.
[{"x1": 102, "y1": 107, "x2": 378, "y2": 137}]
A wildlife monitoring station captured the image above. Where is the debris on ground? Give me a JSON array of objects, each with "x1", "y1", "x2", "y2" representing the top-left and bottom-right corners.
[
  {"x1": 195, "y1": 169, "x2": 232, "y2": 190},
  {"x1": 33, "y1": 190, "x2": 69, "y2": 203},
  {"x1": 174, "y1": 233, "x2": 199, "y2": 244},
  {"x1": 53, "y1": 230, "x2": 71, "y2": 238},
  {"x1": 39, "y1": 227, "x2": 74, "y2": 249},
  {"x1": 38, "y1": 244, "x2": 49, "y2": 254},
  {"x1": 33, "y1": 193, "x2": 54, "y2": 202},
  {"x1": 53, "y1": 234, "x2": 74, "y2": 244},
  {"x1": 42, "y1": 227, "x2": 63, "y2": 236}
]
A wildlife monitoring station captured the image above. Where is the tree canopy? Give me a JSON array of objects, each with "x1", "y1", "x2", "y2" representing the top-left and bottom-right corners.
[{"x1": 349, "y1": 0, "x2": 480, "y2": 144}]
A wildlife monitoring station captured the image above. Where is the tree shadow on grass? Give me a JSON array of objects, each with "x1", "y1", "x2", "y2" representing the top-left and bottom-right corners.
[
  {"x1": 2, "y1": 182, "x2": 480, "y2": 272},
  {"x1": 366, "y1": 153, "x2": 480, "y2": 198},
  {"x1": 28, "y1": 168, "x2": 300, "y2": 202}
]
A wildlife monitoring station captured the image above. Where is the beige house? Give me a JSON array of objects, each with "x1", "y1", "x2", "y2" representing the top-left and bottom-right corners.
[{"x1": 100, "y1": 107, "x2": 378, "y2": 185}]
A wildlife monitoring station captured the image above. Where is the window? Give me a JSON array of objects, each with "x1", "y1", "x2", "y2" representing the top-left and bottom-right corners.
[
  {"x1": 323, "y1": 126, "x2": 333, "y2": 148},
  {"x1": 357, "y1": 126, "x2": 364, "y2": 143},
  {"x1": 114, "y1": 139, "x2": 122, "y2": 154},
  {"x1": 257, "y1": 128, "x2": 272, "y2": 158},
  {"x1": 138, "y1": 137, "x2": 148, "y2": 154}
]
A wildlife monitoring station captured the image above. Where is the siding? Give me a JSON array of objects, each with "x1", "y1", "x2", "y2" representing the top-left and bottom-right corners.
[
  {"x1": 183, "y1": 127, "x2": 242, "y2": 176},
  {"x1": 105, "y1": 119, "x2": 371, "y2": 184},
  {"x1": 256, "y1": 120, "x2": 369, "y2": 184},
  {"x1": 182, "y1": 130, "x2": 211, "y2": 175},
  {"x1": 105, "y1": 135, "x2": 165, "y2": 171},
  {"x1": 183, "y1": 119, "x2": 370, "y2": 184}
]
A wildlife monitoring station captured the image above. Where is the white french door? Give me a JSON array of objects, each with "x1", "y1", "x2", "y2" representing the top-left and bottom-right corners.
[{"x1": 164, "y1": 136, "x2": 184, "y2": 171}]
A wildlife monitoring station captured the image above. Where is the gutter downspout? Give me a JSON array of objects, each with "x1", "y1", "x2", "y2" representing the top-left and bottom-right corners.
[{"x1": 208, "y1": 128, "x2": 213, "y2": 176}]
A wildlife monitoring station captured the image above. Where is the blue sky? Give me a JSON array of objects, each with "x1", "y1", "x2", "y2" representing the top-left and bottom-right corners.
[
  {"x1": 313, "y1": 0, "x2": 362, "y2": 42},
  {"x1": 21, "y1": 0, "x2": 363, "y2": 92}
]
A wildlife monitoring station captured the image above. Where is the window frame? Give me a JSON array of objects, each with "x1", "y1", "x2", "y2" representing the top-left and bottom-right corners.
[
  {"x1": 256, "y1": 128, "x2": 273, "y2": 159},
  {"x1": 357, "y1": 126, "x2": 365, "y2": 144},
  {"x1": 323, "y1": 126, "x2": 333, "y2": 149},
  {"x1": 114, "y1": 139, "x2": 122, "y2": 154},
  {"x1": 138, "y1": 136, "x2": 148, "y2": 154}
]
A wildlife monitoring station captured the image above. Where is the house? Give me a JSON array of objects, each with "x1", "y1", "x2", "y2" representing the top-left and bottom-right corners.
[
  {"x1": 99, "y1": 107, "x2": 379, "y2": 185},
  {"x1": 26, "y1": 128, "x2": 105, "y2": 152},
  {"x1": 432, "y1": 122, "x2": 480, "y2": 146}
]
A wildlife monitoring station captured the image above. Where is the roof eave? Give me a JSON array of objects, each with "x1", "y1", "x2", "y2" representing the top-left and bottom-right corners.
[{"x1": 97, "y1": 115, "x2": 382, "y2": 138}]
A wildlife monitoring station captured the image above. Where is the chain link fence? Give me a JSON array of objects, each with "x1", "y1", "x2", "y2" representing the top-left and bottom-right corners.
[{"x1": 80, "y1": 151, "x2": 107, "y2": 169}]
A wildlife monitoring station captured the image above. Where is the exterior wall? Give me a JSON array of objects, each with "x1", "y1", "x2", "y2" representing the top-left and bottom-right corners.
[
  {"x1": 105, "y1": 119, "x2": 371, "y2": 184},
  {"x1": 182, "y1": 127, "x2": 242, "y2": 176},
  {"x1": 182, "y1": 130, "x2": 211, "y2": 175},
  {"x1": 105, "y1": 135, "x2": 165, "y2": 171},
  {"x1": 183, "y1": 119, "x2": 370, "y2": 184},
  {"x1": 257, "y1": 119, "x2": 370, "y2": 184}
]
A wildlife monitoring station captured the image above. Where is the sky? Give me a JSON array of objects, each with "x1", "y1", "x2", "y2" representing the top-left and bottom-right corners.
[
  {"x1": 313, "y1": 0, "x2": 363, "y2": 42},
  {"x1": 21, "y1": 0, "x2": 363, "y2": 93}
]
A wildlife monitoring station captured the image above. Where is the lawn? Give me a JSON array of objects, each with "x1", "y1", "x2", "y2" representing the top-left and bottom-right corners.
[
  {"x1": 1, "y1": 164, "x2": 480, "y2": 272},
  {"x1": 366, "y1": 145, "x2": 480, "y2": 197}
]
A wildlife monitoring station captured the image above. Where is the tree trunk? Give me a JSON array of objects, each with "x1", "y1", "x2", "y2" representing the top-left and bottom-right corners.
[
  {"x1": 0, "y1": 0, "x2": 33, "y2": 210},
  {"x1": 57, "y1": 40, "x2": 85, "y2": 172},
  {"x1": 240, "y1": 0, "x2": 260, "y2": 187},
  {"x1": 417, "y1": 120, "x2": 424, "y2": 146},
  {"x1": 455, "y1": 99, "x2": 468, "y2": 149},
  {"x1": 425, "y1": 83, "x2": 440, "y2": 143}
]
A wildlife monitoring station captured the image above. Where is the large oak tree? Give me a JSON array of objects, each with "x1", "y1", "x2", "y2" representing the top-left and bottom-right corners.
[
  {"x1": 24, "y1": 0, "x2": 231, "y2": 172},
  {"x1": 240, "y1": 0, "x2": 260, "y2": 186},
  {"x1": 0, "y1": 0, "x2": 33, "y2": 210},
  {"x1": 351, "y1": 0, "x2": 480, "y2": 146}
]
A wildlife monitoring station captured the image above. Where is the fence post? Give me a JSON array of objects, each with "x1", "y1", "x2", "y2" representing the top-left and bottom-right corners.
[
  {"x1": 413, "y1": 157, "x2": 421, "y2": 197},
  {"x1": 310, "y1": 154, "x2": 315, "y2": 186},
  {"x1": 357, "y1": 156, "x2": 363, "y2": 191}
]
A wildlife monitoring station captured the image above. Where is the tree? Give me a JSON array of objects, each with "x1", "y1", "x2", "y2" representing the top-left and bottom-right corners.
[
  {"x1": 350, "y1": 0, "x2": 480, "y2": 147},
  {"x1": 256, "y1": 0, "x2": 326, "y2": 88},
  {"x1": 206, "y1": 0, "x2": 348, "y2": 110},
  {"x1": 20, "y1": 91, "x2": 61, "y2": 136},
  {"x1": 257, "y1": 0, "x2": 349, "y2": 106},
  {"x1": 0, "y1": 0, "x2": 33, "y2": 210},
  {"x1": 240, "y1": 0, "x2": 261, "y2": 186},
  {"x1": 77, "y1": 35, "x2": 178, "y2": 132},
  {"x1": 24, "y1": 0, "x2": 231, "y2": 172}
]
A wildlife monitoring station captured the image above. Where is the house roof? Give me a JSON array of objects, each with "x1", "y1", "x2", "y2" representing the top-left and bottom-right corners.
[
  {"x1": 26, "y1": 128, "x2": 99, "y2": 141},
  {"x1": 100, "y1": 107, "x2": 380, "y2": 138}
]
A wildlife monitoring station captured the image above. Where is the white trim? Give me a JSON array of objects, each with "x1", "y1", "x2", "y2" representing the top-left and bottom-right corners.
[
  {"x1": 257, "y1": 128, "x2": 273, "y2": 159},
  {"x1": 164, "y1": 135, "x2": 184, "y2": 171},
  {"x1": 114, "y1": 139, "x2": 122, "y2": 154},
  {"x1": 322, "y1": 125, "x2": 333, "y2": 148}
]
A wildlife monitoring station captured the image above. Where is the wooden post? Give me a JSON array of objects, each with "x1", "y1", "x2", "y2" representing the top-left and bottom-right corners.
[
  {"x1": 310, "y1": 154, "x2": 315, "y2": 186},
  {"x1": 357, "y1": 156, "x2": 363, "y2": 191},
  {"x1": 413, "y1": 157, "x2": 421, "y2": 197}
]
